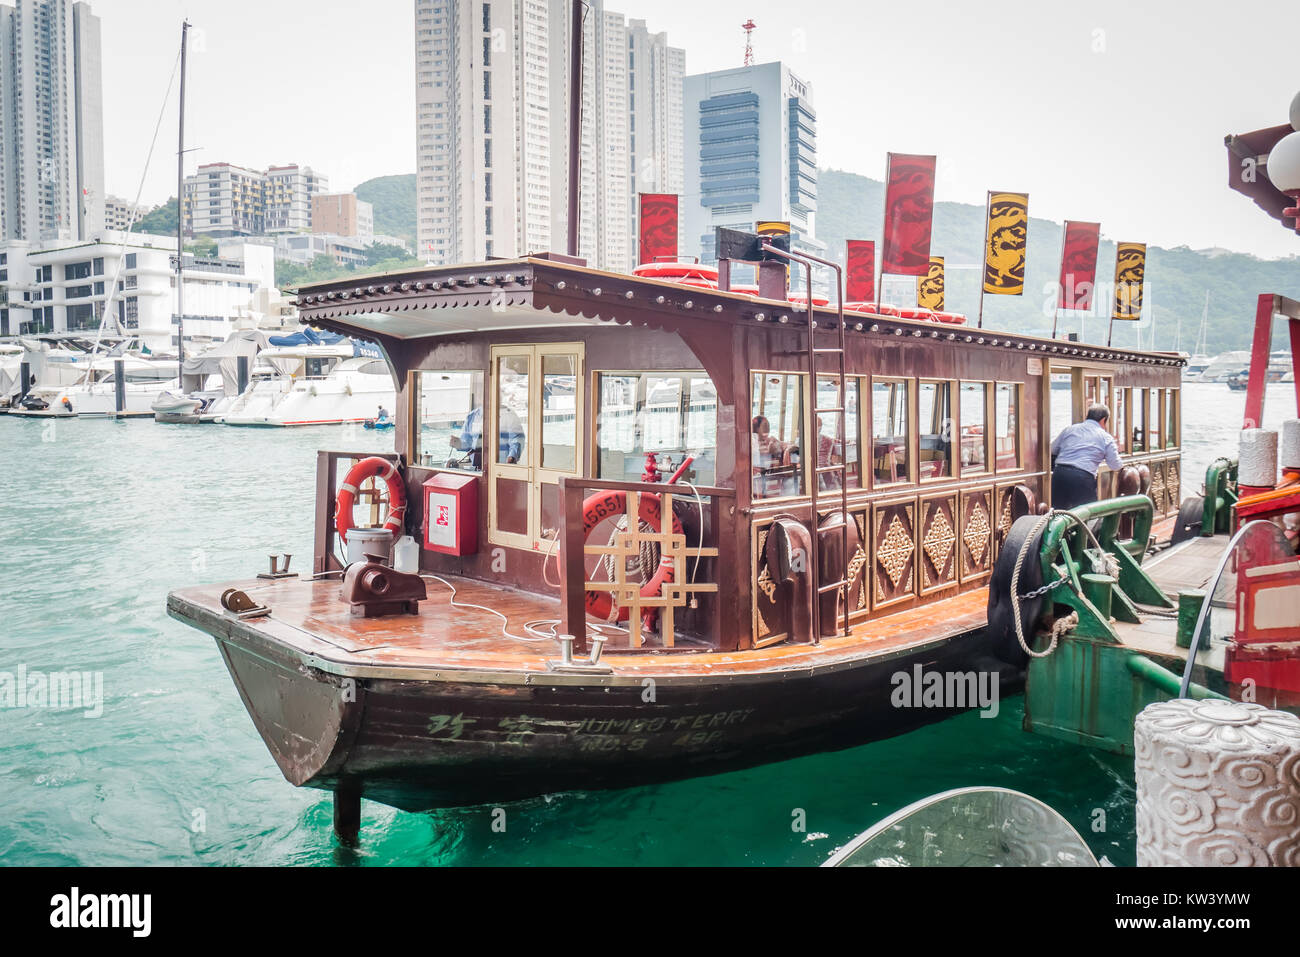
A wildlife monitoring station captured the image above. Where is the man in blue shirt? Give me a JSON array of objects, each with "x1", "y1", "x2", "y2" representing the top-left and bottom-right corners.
[
  {"x1": 1050, "y1": 403, "x2": 1123, "y2": 510},
  {"x1": 451, "y1": 405, "x2": 525, "y2": 469}
]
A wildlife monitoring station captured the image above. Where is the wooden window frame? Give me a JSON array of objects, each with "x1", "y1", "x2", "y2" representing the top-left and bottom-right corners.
[
  {"x1": 958, "y1": 379, "x2": 993, "y2": 478},
  {"x1": 917, "y1": 377, "x2": 957, "y2": 484},
  {"x1": 868, "y1": 375, "x2": 914, "y2": 490}
]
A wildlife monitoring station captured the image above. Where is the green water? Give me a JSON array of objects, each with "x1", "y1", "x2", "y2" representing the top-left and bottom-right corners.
[{"x1": 0, "y1": 415, "x2": 1147, "y2": 866}]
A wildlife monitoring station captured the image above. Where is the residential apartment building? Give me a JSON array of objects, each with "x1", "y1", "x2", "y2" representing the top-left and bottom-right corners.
[
  {"x1": 683, "y1": 61, "x2": 822, "y2": 270},
  {"x1": 413, "y1": 0, "x2": 683, "y2": 272},
  {"x1": 102, "y1": 195, "x2": 151, "y2": 232},
  {"x1": 265, "y1": 164, "x2": 328, "y2": 234},
  {"x1": 0, "y1": 0, "x2": 104, "y2": 242},
  {"x1": 182, "y1": 162, "x2": 328, "y2": 239},
  {"x1": 311, "y1": 192, "x2": 374, "y2": 245}
]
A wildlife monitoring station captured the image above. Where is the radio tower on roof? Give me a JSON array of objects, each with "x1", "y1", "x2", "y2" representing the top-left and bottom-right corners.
[{"x1": 742, "y1": 19, "x2": 756, "y2": 66}]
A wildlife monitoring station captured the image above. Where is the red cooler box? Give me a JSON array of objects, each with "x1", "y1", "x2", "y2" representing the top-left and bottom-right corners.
[{"x1": 422, "y1": 473, "x2": 479, "y2": 555}]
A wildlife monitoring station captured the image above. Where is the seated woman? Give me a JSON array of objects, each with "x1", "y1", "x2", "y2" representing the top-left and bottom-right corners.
[{"x1": 752, "y1": 415, "x2": 796, "y2": 497}]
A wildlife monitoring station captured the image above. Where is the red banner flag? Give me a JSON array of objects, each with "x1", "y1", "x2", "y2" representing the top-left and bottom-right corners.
[
  {"x1": 846, "y1": 240, "x2": 875, "y2": 301},
  {"x1": 638, "y1": 193, "x2": 678, "y2": 265},
  {"x1": 880, "y1": 153, "x2": 936, "y2": 276},
  {"x1": 1058, "y1": 221, "x2": 1101, "y2": 310}
]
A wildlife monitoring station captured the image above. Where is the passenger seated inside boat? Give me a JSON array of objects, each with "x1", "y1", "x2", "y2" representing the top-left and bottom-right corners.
[
  {"x1": 752, "y1": 415, "x2": 791, "y2": 496},
  {"x1": 448, "y1": 404, "x2": 525, "y2": 468}
]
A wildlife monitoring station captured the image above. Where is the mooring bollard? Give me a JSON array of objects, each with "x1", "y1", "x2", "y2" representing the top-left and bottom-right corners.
[{"x1": 1135, "y1": 698, "x2": 1300, "y2": 866}]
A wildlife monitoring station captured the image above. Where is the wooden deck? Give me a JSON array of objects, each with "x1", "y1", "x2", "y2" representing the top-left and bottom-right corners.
[
  {"x1": 1144, "y1": 535, "x2": 1225, "y2": 596},
  {"x1": 1114, "y1": 534, "x2": 1228, "y2": 665},
  {"x1": 168, "y1": 571, "x2": 991, "y2": 682}
]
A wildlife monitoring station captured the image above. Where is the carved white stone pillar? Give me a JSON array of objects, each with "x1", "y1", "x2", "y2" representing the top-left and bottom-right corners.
[{"x1": 1135, "y1": 698, "x2": 1300, "y2": 866}]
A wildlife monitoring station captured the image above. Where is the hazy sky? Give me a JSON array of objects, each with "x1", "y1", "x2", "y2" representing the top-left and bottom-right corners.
[{"x1": 100, "y1": 0, "x2": 1300, "y2": 259}]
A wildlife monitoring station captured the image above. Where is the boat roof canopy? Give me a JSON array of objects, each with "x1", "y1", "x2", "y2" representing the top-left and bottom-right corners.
[{"x1": 292, "y1": 256, "x2": 1186, "y2": 370}]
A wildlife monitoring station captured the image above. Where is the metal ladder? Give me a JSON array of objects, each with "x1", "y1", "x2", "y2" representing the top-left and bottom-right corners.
[{"x1": 760, "y1": 243, "x2": 852, "y2": 641}]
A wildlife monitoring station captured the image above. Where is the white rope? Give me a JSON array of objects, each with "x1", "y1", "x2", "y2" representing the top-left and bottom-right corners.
[{"x1": 1009, "y1": 508, "x2": 1126, "y2": 659}]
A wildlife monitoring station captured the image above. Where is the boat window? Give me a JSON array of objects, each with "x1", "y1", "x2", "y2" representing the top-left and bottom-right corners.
[
  {"x1": 495, "y1": 354, "x2": 529, "y2": 464},
  {"x1": 816, "y1": 376, "x2": 860, "y2": 489},
  {"x1": 1131, "y1": 388, "x2": 1147, "y2": 452},
  {"x1": 751, "y1": 371, "x2": 806, "y2": 499},
  {"x1": 871, "y1": 378, "x2": 910, "y2": 486},
  {"x1": 541, "y1": 353, "x2": 578, "y2": 471},
  {"x1": 357, "y1": 359, "x2": 389, "y2": 377},
  {"x1": 304, "y1": 357, "x2": 336, "y2": 378},
  {"x1": 595, "y1": 372, "x2": 717, "y2": 485},
  {"x1": 1148, "y1": 389, "x2": 1163, "y2": 451},
  {"x1": 995, "y1": 382, "x2": 1021, "y2": 471},
  {"x1": 918, "y1": 380, "x2": 953, "y2": 480},
  {"x1": 1114, "y1": 388, "x2": 1129, "y2": 452},
  {"x1": 413, "y1": 370, "x2": 485, "y2": 472},
  {"x1": 960, "y1": 381, "x2": 989, "y2": 476},
  {"x1": 1084, "y1": 375, "x2": 1100, "y2": 409},
  {"x1": 1166, "y1": 389, "x2": 1179, "y2": 447}
]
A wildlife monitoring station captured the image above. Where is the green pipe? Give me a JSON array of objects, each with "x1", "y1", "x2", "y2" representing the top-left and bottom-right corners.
[
  {"x1": 1125, "y1": 653, "x2": 1226, "y2": 700},
  {"x1": 1040, "y1": 495, "x2": 1154, "y2": 571}
]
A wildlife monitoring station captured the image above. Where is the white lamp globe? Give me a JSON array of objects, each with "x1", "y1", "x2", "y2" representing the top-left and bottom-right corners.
[
  {"x1": 1269, "y1": 130, "x2": 1300, "y2": 193},
  {"x1": 1291, "y1": 90, "x2": 1300, "y2": 131}
]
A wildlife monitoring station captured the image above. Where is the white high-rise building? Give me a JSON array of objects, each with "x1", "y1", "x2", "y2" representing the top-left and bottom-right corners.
[
  {"x1": 0, "y1": 0, "x2": 104, "y2": 242},
  {"x1": 413, "y1": 0, "x2": 682, "y2": 272},
  {"x1": 683, "y1": 61, "x2": 822, "y2": 268}
]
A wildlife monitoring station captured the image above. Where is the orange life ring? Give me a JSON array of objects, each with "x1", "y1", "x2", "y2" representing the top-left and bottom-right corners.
[
  {"x1": 580, "y1": 489, "x2": 684, "y2": 622},
  {"x1": 336, "y1": 456, "x2": 407, "y2": 544},
  {"x1": 632, "y1": 261, "x2": 720, "y2": 285}
]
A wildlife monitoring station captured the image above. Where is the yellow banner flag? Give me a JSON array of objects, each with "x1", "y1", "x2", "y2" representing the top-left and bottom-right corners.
[
  {"x1": 982, "y1": 192, "x2": 1028, "y2": 295},
  {"x1": 1110, "y1": 242, "x2": 1146, "y2": 321},
  {"x1": 917, "y1": 256, "x2": 944, "y2": 310}
]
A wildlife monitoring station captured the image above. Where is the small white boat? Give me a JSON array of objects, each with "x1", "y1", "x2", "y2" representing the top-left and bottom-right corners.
[{"x1": 218, "y1": 341, "x2": 395, "y2": 426}]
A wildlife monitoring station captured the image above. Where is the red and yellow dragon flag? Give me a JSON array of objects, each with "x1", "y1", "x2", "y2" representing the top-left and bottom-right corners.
[
  {"x1": 1111, "y1": 243, "x2": 1147, "y2": 321},
  {"x1": 916, "y1": 256, "x2": 944, "y2": 310},
  {"x1": 981, "y1": 192, "x2": 1029, "y2": 295},
  {"x1": 880, "y1": 154, "x2": 936, "y2": 276},
  {"x1": 1057, "y1": 221, "x2": 1101, "y2": 311}
]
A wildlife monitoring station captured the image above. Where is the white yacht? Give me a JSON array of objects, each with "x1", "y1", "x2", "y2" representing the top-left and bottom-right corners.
[
  {"x1": 1198, "y1": 350, "x2": 1251, "y2": 383},
  {"x1": 17, "y1": 349, "x2": 179, "y2": 416},
  {"x1": 151, "y1": 330, "x2": 268, "y2": 423},
  {"x1": 218, "y1": 339, "x2": 395, "y2": 426}
]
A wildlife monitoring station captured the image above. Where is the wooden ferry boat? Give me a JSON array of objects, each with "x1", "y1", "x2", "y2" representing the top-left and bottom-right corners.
[{"x1": 167, "y1": 234, "x2": 1188, "y2": 840}]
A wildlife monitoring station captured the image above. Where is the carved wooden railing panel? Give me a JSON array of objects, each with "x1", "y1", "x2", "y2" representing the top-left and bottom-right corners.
[
  {"x1": 559, "y1": 477, "x2": 732, "y2": 652},
  {"x1": 919, "y1": 493, "x2": 959, "y2": 596},
  {"x1": 959, "y1": 487, "x2": 995, "y2": 583},
  {"x1": 872, "y1": 496, "x2": 918, "y2": 610}
]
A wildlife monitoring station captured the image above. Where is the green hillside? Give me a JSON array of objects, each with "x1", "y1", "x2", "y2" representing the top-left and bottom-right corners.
[
  {"x1": 816, "y1": 168, "x2": 1300, "y2": 353},
  {"x1": 355, "y1": 173, "x2": 417, "y2": 248}
]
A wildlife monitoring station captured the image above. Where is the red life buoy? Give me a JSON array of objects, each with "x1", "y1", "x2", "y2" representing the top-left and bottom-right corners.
[
  {"x1": 336, "y1": 456, "x2": 407, "y2": 544},
  {"x1": 580, "y1": 490, "x2": 684, "y2": 622},
  {"x1": 632, "y1": 261, "x2": 719, "y2": 285}
]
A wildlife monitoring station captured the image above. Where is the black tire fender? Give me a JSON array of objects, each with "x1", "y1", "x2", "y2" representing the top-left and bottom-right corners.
[{"x1": 987, "y1": 514, "x2": 1051, "y2": 667}]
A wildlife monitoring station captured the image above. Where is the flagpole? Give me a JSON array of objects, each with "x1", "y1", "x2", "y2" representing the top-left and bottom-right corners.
[
  {"x1": 977, "y1": 191, "x2": 990, "y2": 329},
  {"x1": 1051, "y1": 306, "x2": 1060, "y2": 339}
]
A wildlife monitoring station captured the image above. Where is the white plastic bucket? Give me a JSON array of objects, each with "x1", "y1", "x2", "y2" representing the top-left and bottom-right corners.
[{"x1": 346, "y1": 527, "x2": 394, "y2": 566}]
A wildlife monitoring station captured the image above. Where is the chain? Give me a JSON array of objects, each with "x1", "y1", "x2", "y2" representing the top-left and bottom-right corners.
[{"x1": 1020, "y1": 575, "x2": 1072, "y2": 601}]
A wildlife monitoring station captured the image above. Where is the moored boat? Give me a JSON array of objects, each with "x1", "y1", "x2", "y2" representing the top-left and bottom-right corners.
[{"x1": 167, "y1": 233, "x2": 1189, "y2": 841}]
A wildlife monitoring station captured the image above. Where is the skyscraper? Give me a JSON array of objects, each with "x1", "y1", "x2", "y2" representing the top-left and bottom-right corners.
[
  {"x1": 682, "y1": 61, "x2": 821, "y2": 266},
  {"x1": 413, "y1": 0, "x2": 682, "y2": 272},
  {"x1": 0, "y1": 0, "x2": 104, "y2": 242}
]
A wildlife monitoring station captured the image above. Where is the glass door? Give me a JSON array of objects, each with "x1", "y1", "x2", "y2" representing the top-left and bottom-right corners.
[{"x1": 488, "y1": 343, "x2": 584, "y2": 551}]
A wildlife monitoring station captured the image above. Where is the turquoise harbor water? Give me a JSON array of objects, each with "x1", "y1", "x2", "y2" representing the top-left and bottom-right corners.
[{"x1": 0, "y1": 382, "x2": 1292, "y2": 867}]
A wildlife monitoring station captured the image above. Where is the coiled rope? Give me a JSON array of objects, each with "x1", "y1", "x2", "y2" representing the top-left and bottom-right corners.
[{"x1": 1009, "y1": 509, "x2": 1125, "y2": 659}]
